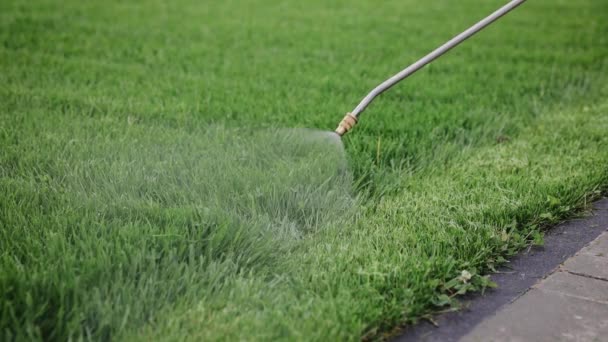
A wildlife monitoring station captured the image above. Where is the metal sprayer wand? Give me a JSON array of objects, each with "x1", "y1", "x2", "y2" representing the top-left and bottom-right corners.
[{"x1": 335, "y1": 0, "x2": 527, "y2": 136}]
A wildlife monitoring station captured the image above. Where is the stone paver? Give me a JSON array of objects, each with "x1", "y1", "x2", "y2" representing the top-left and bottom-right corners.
[
  {"x1": 461, "y1": 231, "x2": 608, "y2": 342},
  {"x1": 461, "y1": 288, "x2": 608, "y2": 342},
  {"x1": 582, "y1": 232, "x2": 608, "y2": 256},
  {"x1": 561, "y1": 232, "x2": 608, "y2": 280},
  {"x1": 563, "y1": 253, "x2": 608, "y2": 280},
  {"x1": 541, "y1": 271, "x2": 608, "y2": 304}
]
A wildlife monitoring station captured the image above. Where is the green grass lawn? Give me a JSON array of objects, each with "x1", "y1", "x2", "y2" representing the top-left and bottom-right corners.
[{"x1": 2, "y1": 0, "x2": 608, "y2": 340}]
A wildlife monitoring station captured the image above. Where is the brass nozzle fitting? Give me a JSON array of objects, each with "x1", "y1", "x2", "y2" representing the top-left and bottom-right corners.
[{"x1": 335, "y1": 113, "x2": 358, "y2": 136}]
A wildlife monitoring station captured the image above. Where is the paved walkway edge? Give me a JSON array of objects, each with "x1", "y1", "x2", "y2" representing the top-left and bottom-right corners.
[
  {"x1": 396, "y1": 198, "x2": 608, "y2": 342},
  {"x1": 461, "y1": 230, "x2": 608, "y2": 341}
]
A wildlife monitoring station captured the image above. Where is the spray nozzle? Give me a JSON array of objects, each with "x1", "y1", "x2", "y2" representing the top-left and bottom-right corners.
[{"x1": 334, "y1": 113, "x2": 358, "y2": 137}]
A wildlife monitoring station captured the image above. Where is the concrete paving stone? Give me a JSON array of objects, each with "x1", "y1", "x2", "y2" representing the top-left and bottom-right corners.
[
  {"x1": 581, "y1": 231, "x2": 608, "y2": 258},
  {"x1": 539, "y1": 271, "x2": 608, "y2": 304},
  {"x1": 461, "y1": 288, "x2": 608, "y2": 342},
  {"x1": 562, "y1": 253, "x2": 608, "y2": 280}
]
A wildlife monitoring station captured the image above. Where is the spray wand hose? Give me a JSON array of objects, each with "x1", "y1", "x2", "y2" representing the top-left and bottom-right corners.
[{"x1": 335, "y1": 0, "x2": 527, "y2": 136}]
